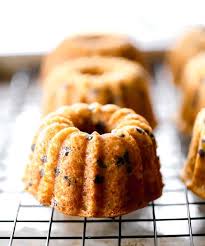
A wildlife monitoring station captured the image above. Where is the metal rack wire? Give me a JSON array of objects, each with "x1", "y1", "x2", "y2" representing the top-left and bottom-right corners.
[{"x1": 0, "y1": 65, "x2": 205, "y2": 246}]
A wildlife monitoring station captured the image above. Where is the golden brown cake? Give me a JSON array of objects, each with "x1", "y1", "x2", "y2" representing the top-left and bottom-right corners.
[
  {"x1": 178, "y1": 52, "x2": 205, "y2": 134},
  {"x1": 167, "y1": 27, "x2": 205, "y2": 86},
  {"x1": 181, "y1": 108, "x2": 205, "y2": 198},
  {"x1": 40, "y1": 33, "x2": 146, "y2": 79},
  {"x1": 42, "y1": 56, "x2": 157, "y2": 128},
  {"x1": 23, "y1": 103, "x2": 163, "y2": 217}
]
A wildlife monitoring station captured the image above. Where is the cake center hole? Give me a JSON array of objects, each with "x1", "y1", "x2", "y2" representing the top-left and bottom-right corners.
[
  {"x1": 76, "y1": 118, "x2": 108, "y2": 135},
  {"x1": 80, "y1": 67, "x2": 104, "y2": 76}
]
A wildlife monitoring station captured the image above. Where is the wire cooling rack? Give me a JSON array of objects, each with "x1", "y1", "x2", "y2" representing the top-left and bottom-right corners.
[{"x1": 0, "y1": 64, "x2": 205, "y2": 246}]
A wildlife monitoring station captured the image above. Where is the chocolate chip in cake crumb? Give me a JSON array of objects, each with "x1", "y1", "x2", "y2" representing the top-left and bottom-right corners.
[
  {"x1": 144, "y1": 129, "x2": 155, "y2": 140},
  {"x1": 119, "y1": 133, "x2": 125, "y2": 138},
  {"x1": 86, "y1": 134, "x2": 93, "y2": 140},
  {"x1": 123, "y1": 151, "x2": 129, "y2": 163},
  {"x1": 116, "y1": 156, "x2": 125, "y2": 167},
  {"x1": 116, "y1": 151, "x2": 129, "y2": 167},
  {"x1": 149, "y1": 132, "x2": 155, "y2": 139},
  {"x1": 126, "y1": 165, "x2": 132, "y2": 174},
  {"x1": 28, "y1": 181, "x2": 33, "y2": 187},
  {"x1": 40, "y1": 155, "x2": 47, "y2": 163},
  {"x1": 198, "y1": 149, "x2": 205, "y2": 157},
  {"x1": 94, "y1": 175, "x2": 104, "y2": 184},
  {"x1": 31, "y1": 144, "x2": 36, "y2": 152},
  {"x1": 62, "y1": 146, "x2": 71, "y2": 156},
  {"x1": 97, "y1": 159, "x2": 107, "y2": 168},
  {"x1": 136, "y1": 127, "x2": 145, "y2": 134},
  {"x1": 116, "y1": 151, "x2": 132, "y2": 173},
  {"x1": 63, "y1": 176, "x2": 76, "y2": 186},
  {"x1": 54, "y1": 167, "x2": 60, "y2": 176}
]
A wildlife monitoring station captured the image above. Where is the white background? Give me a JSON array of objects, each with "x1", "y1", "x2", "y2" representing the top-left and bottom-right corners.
[{"x1": 0, "y1": 0, "x2": 205, "y2": 54}]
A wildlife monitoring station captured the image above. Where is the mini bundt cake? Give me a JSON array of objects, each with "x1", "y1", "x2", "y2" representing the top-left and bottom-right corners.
[
  {"x1": 178, "y1": 52, "x2": 205, "y2": 134},
  {"x1": 23, "y1": 103, "x2": 163, "y2": 217},
  {"x1": 167, "y1": 27, "x2": 205, "y2": 86},
  {"x1": 42, "y1": 56, "x2": 157, "y2": 128},
  {"x1": 40, "y1": 33, "x2": 146, "y2": 79},
  {"x1": 181, "y1": 108, "x2": 205, "y2": 198}
]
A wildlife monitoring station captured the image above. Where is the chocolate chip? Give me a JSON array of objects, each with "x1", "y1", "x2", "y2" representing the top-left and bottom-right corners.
[
  {"x1": 54, "y1": 167, "x2": 60, "y2": 176},
  {"x1": 40, "y1": 155, "x2": 47, "y2": 163},
  {"x1": 28, "y1": 181, "x2": 33, "y2": 187},
  {"x1": 63, "y1": 176, "x2": 76, "y2": 186},
  {"x1": 94, "y1": 175, "x2": 104, "y2": 184},
  {"x1": 198, "y1": 149, "x2": 205, "y2": 157},
  {"x1": 97, "y1": 159, "x2": 107, "y2": 168},
  {"x1": 123, "y1": 151, "x2": 129, "y2": 163},
  {"x1": 119, "y1": 133, "x2": 125, "y2": 138},
  {"x1": 62, "y1": 146, "x2": 71, "y2": 156},
  {"x1": 116, "y1": 151, "x2": 132, "y2": 173},
  {"x1": 116, "y1": 156, "x2": 125, "y2": 167},
  {"x1": 116, "y1": 151, "x2": 129, "y2": 167},
  {"x1": 136, "y1": 127, "x2": 145, "y2": 134},
  {"x1": 31, "y1": 144, "x2": 36, "y2": 152},
  {"x1": 86, "y1": 134, "x2": 93, "y2": 140},
  {"x1": 126, "y1": 165, "x2": 132, "y2": 174},
  {"x1": 144, "y1": 129, "x2": 155, "y2": 139}
]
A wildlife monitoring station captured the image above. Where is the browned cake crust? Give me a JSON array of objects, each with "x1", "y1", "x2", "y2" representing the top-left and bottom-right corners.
[
  {"x1": 167, "y1": 27, "x2": 205, "y2": 86},
  {"x1": 42, "y1": 56, "x2": 157, "y2": 128},
  {"x1": 177, "y1": 52, "x2": 205, "y2": 135},
  {"x1": 40, "y1": 33, "x2": 146, "y2": 79},
  {"x1": 181, "y1": 108, "x2": 205, "y2": 198},
  {"x1": 23, "y1": 103, "x2": 163, "y2": 217}
]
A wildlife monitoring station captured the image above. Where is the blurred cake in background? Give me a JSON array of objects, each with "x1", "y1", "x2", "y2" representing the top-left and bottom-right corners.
[
  {"x1": 167, "y1": 27, "x2": 205, "y2": 86},
  {"x1": 181, "y1": 108, "x2": 205, "y2": 198},
  {"x1": 40, "y1": 33, "x2": 146, "y2": 79},
  {"x1": 42, "y1": 56, "x2": 157, "y2": 128},
  {"x1": 178, "y1": 52, "x2": 205, "y2": 134}
]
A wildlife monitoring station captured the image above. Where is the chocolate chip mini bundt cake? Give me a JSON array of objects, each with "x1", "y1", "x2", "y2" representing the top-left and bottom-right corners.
[
  {"x1": 23, "y1": 103, "x2": 163, "y2": 217},
  {"x1": 167, "y1": 27, "x2": 205, "y2": 86},
  {"x1": 178, "y1": 52, "x2": 205, "y2": 134},
  {"x1": 181, "y1": 108, "x2": 205, "y2": 198},
  {"x1": 42, "y1": 56, "x2": 157, "y2": 128},
  {"x1": 40, "y1": 33, "x2": 146, "y2": 79}
]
